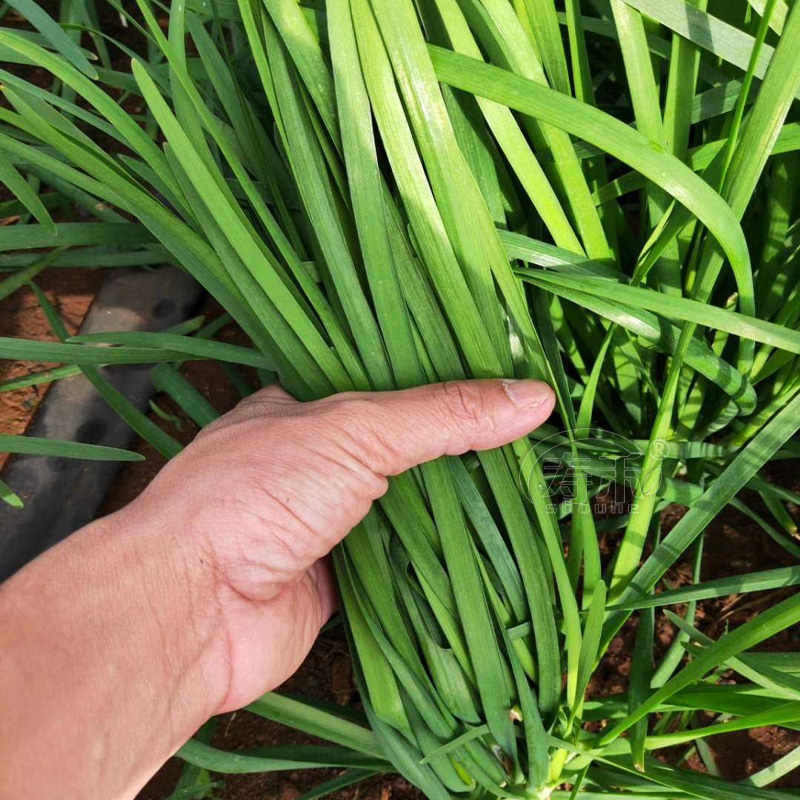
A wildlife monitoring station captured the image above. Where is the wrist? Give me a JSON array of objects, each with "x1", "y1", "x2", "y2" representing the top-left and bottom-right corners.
[
  {"x1": 110, "y1": 495, "x2": 233, "y2": 724},
  {"x1": 0, "y1": 499, "x2": 232, "y2": 799}
]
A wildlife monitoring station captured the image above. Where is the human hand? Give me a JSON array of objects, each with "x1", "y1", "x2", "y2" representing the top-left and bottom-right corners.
[
  {"x1": 131, "y1": 379, "x2": 555, "y2": 713},
  {"x1": 0, "y1": 378, "x2": 554, "y2": 800}
]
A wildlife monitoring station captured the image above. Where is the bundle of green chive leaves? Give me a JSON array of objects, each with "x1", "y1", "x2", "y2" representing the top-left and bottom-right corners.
[{"x1": 2, "y1": 0, "x2": 800, "y2": 796}]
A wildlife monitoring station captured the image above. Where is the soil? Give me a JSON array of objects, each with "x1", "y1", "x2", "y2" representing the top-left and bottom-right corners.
[{"x1": 0, "y1": 268, "x2": 107, "y2": 463}]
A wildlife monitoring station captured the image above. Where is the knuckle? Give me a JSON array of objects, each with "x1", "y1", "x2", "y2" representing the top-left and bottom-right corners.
[
  {"x1": 316, "y1": 395, "x2": 383, "y2": 447},
  {"x1": 333, "y1": 396, "x2": 382, "y2": 431},
  {"x1": 311, "y1": 396, "x2": 399, "y2": 480},
  {"x1": 245, "y1": 384, "x2": 295, "y2": 407},
  {"x1": 313, "y1": 392, "x2": 372, "y2": 422},
  {"x1": 234, "y1": 389, "x2": 295, "y2": 417},
  {"x1": 192, "y1": 414, "x2": 229, "y2": 441},
  {"x1": 440, "y1": 381, "x2": 488, "y2": 428},
  {"x1": 198, "y1": 385, "x2": 297, "y2": 435}
]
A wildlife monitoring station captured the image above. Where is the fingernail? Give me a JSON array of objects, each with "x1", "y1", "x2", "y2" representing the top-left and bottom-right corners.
[{"x1": 502, "y1": 379, "x2": 553, "y2": 409}]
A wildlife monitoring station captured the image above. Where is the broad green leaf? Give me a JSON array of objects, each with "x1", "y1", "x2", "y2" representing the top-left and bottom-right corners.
[
  {"x1": 3, "y1": 0, "x2": 98, "y2": 78},
  {"x1": 0, "y1": 434, "x2": 143, "y2": 462},
  {"x1": 70, "y1": 331, "x2": 274, "y2": 370},
  {"x1": 0, "y1": 477, "x2": 24, "y2": 508},
  {"x1": 611, "y1": 565, "x2": 800, "y2": 611},
  {"x1": 247, "y1": 693, "x2": 385, "y2": 759},
  {"x1": 178, "y1": 739, "x2": 389, "y2": 773},
  {"x1": 429, "y1": 46, "x2": 751, "y2": 290}
]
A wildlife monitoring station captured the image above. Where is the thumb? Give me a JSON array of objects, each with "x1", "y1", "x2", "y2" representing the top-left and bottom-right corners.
[{"x1": 314, "y1": 378, "x2": 555, "y2": 477}]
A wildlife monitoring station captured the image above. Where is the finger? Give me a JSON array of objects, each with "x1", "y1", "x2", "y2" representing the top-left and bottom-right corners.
[{"x1": 314, "y1": 378, "x2": 555, "y2": 477}]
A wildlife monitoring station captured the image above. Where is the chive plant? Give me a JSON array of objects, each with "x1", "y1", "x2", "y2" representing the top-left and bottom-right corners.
[{"x1": 2, "y1": 0, "x2": 800, "y2": 796}]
